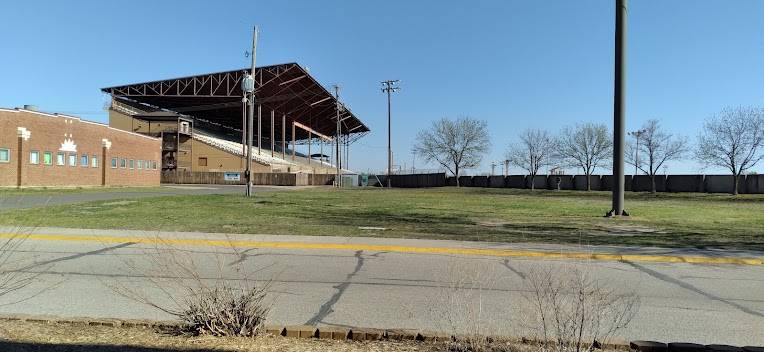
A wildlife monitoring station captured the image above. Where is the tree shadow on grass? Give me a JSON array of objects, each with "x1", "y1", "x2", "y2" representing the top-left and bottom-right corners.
[{"x1": 0, "y1": 341, "x2": 228, "y2": 352}]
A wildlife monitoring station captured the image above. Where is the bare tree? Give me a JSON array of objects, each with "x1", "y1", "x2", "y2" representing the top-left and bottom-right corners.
[
  {"x1": 696, "y1": 107, "x2": 764, "y2": 195},
  {"x1": 506, "y1": 129, "x2": 556, "y2": 190},
  {"x1": 412, "y1": 117, "x2": 491, "y2": 187},
  {"x1": 626, "y1": 119, "x2": 687, "y2": 193},
  {"x1": 558, "y1": 123, "x2": 612, "y2": 191}
]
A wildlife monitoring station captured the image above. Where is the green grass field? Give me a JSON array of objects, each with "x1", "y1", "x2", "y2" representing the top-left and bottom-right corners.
[
  {"x1": 0, "y1": 186, "x2": 165, "y2": 196},
  {"x1": 1, "y1": 187, "x2": 763, "y2": 250}
]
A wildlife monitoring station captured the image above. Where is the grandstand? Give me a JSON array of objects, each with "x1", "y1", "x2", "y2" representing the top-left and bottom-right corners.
[{"x1": 102, "y1": 63, "x2": 368, "y2": 175}]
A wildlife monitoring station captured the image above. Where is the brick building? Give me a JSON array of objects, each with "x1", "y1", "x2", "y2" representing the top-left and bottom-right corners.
[{"x1": 0, "y1": 107, "x2": 160, "y2": 187}]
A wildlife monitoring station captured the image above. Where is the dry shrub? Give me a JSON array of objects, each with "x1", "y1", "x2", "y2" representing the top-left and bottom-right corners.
[
  {"x1": 180, "y1": 281, "x2": 268, "y2": 336},
  {"x1": 431, "y1": 259, "x2": 506, "y2": 352},
  {"x1": 0, "y1": 226, "x2": 56, "y2": 305},
  {"x1": 110, "y1": 235, "x2": 271, "y2": 337},
  {"x1": 521, "y1": 264, "x2": 639, "y2": 352}
]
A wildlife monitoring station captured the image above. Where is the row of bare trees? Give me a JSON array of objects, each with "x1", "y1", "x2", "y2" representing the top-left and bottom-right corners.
[{"x1": 412, "y1": 106, "x2": 764, "y2": 195}]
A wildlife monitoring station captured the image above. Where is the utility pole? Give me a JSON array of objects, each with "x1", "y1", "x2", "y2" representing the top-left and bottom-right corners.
[
  {"x1": 628, "y1": 129, "x2": 646, "y2": 176},
  {"x1": 381, "y1": 80, "x2": 399, "y2": 188},
  {"x1": 243, "y1": 26, "x2": 258, "y2": 197},
  {"x1": 608, "y1": 0, "x2": 628, "y2": 217},
  {"x1": 333, "y1": 84, "x2": 342, "y2": 188}
]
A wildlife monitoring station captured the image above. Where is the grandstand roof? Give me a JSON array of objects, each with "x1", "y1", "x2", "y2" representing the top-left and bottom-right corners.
[{"x1": 101, "y1": 63, "x2": 369, "y2": 142}]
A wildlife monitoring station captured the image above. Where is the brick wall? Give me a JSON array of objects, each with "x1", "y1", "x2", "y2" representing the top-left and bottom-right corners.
[{"x1": 0, "y1": 108, "x2": 160, "y2": 187}]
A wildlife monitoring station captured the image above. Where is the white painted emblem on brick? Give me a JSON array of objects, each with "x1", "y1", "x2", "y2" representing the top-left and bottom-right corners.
[{"x1": 60, "y1": 138, "x2": 77, "y2": 152}]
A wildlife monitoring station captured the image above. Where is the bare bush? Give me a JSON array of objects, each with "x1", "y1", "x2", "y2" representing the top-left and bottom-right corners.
[
  {"x1": 520, "y1": 265, "x2": 638, "y2": 352},
  {"x1": 0, "y1": 227, "x2": 56, "y2": 306},
  {"x1": 109, "y1": 236, "x2": 271, "y2": 337},
  {"x1": 180, "y1": 281, "x2": 268, "y2": 336},
  {"x1": 430, "y1": 260, "x2": 506, "y2": 352}
]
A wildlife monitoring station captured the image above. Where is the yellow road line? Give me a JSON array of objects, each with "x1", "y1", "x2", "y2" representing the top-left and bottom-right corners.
[{"x1": 0, "y1": 232, "x2": 761, "y2": 266}]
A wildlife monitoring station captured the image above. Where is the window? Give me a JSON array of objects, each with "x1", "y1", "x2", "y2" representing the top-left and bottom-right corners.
[
  {"x1": 43, "y1": 151, "x2": 52, "y2": 165},
  {"x1": 56, "y1": 152, "x2": 65, "y2": 166},
  {"x1": 81, "y1": 154, "x2": 89, "y2": 167},
  {"x1": 92, "y1": 155, "x2": 98, "y2": 168},
  {"x1": 129, "y1": 159, "x2": 134, "y2": 169},
  {"x1": 0, "y1": 148, "x2": 9, "y2": 163},
  {"x1": 153, "y1": 161, "x2": 158, "y2": 170},
  {"x1": 111, "y1": 157, "x2": 117, "y2": 168},
  {"x1": 137, "y1": 160, "x2": 143, "y2": 170},
  {"x1": 29, "y1": 151, "x2": 39, "y2": 165},
  {"x1": 198, "y1": 157, "x2": 207, "y2": 166},
  {"x1": 69, "y1": 153, "x2": 77, "y2": 167},
  {"x1": 120, "y1": 158, "x2": 126, "y2": 168}
]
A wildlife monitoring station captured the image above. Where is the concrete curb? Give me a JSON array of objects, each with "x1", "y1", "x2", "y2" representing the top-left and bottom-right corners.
[{"x1": 0, "y1": 314, "x2": 761, "y2": 350}]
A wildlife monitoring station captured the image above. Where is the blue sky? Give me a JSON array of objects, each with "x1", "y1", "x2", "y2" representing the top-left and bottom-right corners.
[{"x1": 1, "y1": 0, "x2": 763, "y2": 175}]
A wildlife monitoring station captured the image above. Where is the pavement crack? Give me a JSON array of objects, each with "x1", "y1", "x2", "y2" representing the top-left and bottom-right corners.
[
  {"x1": 304, "y1": 250, "x2": 364, "y2": 325},
  {"x1": 502, "y1": 258, "x2": 526, "y2": 279},
  {"x1": 228, "y1": 248, "x2": 257, "y2": 266},
  {"x1": 625, "y1": 261, "x2": 764, "y2": 318},
  {"x1": 19, "y1": 242, "x2": 136, "y2": 271}
]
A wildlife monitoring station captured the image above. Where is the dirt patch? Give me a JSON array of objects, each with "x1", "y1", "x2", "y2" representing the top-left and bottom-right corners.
[
  {"x1": 100, "y1": 200, "x2": 139, "y2": 206},
  {"x1": 0, "y1": 319, "x2": 433, "y2": 351}
]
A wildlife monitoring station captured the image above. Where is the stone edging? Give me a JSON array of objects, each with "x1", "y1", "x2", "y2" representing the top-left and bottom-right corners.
[{"x1": 1, "y1": 314, "x2": 761, "y2": 351}]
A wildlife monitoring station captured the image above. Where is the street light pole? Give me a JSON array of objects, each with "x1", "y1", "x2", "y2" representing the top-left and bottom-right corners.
[
  {"x1": 333, "y1": 85, "x2": 341, "y2": 188},
  {"x1": 609, "y1": 0, "x2": 628, "y2": 217},
  {"x1": 244, "y1": 26, "x2": 258, "y2": 197},
  {"x1": 381, "y1": 80, "x2": 399, "y2": 188},
  {"x1": 628, "y1": 129, "x2": 646, "y2": 176}
]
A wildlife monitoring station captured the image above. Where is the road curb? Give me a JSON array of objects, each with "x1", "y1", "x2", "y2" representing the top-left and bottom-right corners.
[{"x1": 0, "y1": 314, "x2": 761, "y2": 350}]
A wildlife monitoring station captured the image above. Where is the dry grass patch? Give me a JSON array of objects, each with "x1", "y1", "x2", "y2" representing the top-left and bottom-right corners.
[{"x1": 0, "y1": 319, "x2": 431, "y2": 352}]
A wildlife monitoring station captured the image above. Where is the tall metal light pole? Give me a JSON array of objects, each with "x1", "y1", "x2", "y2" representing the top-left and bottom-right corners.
[
  {"x1": 628, "y1": 129, "x2": 646, "y2": 176},
  {"x1": 243, "y1": 26, "x2": 258, "y2": 197},
  {"x1": 333, "y1": 85, "x2": 342, "y2": 188},
  {"x1": 381, "y1": 80, "x2": 399, "y2": 188},
  {"x1": 609, "y1": 0, "x2": 628, "y2": 217}
]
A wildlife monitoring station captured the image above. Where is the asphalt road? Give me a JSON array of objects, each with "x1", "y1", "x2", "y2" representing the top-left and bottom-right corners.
[
  {"x1": 0, "y1": 227, "x2": 761, "y2": 346},
  {"x1": 0, "y1": 185, "x2": 283, "y2": 211}
]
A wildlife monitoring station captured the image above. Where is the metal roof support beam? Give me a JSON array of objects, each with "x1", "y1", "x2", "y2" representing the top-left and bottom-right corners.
[
  {"x1": 293, "y1": 121, "x2": 331, "y2": 141},
  {"x1": 282, "y1": 114, "x2": 286, "y2": 160}
]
